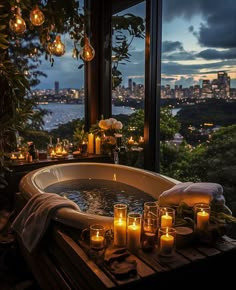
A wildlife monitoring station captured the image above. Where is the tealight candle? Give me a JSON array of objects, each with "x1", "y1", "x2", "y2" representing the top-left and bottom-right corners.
[
  {"x1": 90, "y1": 224, "x2": 105, "y2": 251},
  {"x1": 113, "y1": 204, "x2": 127, "y2": 247},
  {"x1": 10, "y1": 153, "x2": 17, "y2": 160},
  {"x1": 18, "y1": 153, "x2": 25, "y2": 160}
]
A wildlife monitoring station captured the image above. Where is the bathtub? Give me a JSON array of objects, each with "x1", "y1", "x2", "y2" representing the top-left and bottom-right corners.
[{"x1": 19, "y1": 162, "x2": 179, "y2": 230}]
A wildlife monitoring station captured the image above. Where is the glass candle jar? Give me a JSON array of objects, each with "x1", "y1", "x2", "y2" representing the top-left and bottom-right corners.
[
  {"x1": 159, "y1": 207, "x2": 175, "y2": 228},
  {"x1": 158, "y1": 227, "x2": 176, "y2": 256},
  {"x1": 141, "y1": 201, "x2": 159, "y2": 252},
  {"x1": 113, "y1": 203, "x2": 127, "y2": 247},
  {"x1": 90, "y1": 224, "x2": 105, "y2": 251},
  {"x1": 127, "y1": 212, "x2": 142, "y2": 251},
  {"x1": 194, "y1": 203, "x2": 211, "y2": 232}
]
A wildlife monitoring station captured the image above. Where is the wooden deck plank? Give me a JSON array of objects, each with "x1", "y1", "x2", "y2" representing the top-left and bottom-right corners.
[{"x1": 177, "y1": 247, "x2": 206, "y2": 261}]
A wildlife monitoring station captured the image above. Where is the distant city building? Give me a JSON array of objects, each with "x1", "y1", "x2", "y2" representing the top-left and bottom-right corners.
[{"x1": 55, "y1": 81, "x2": 59, "y2": 95}]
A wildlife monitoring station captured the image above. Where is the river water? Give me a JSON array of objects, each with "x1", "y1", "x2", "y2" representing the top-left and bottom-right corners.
[
  {"x1": 39, "y1": 103, "x2": 135, "y2": 131},
  {"x1": 39, "y1": 103, "x2": 179, "y2": 131}
]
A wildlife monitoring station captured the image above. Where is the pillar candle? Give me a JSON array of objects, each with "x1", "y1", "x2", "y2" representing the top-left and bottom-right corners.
[
  {"x1": 95, "y1": 136, "x2": 101, "y2": 154},
  {"x1": 114, "y1": 218, "x2": 127, "y2": 247},
  {"x1": 127, "y1": 222, "x2": 141, "y2": 250},
  {"x1": 161, "y1": 213, "x2": 173, "y2": 227},
  {"x1": 160, "y1": 233, "x2": 174, "y2": 255},
  {"x1": 197, "y1": 210, "x2": 209, "y2": 231},
  {"x1": 88, "y1": 133, "x2": 94, "y2": 154}
]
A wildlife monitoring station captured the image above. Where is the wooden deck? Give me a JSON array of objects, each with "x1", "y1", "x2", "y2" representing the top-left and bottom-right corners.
[{"x1": 16, "y1": 223, "x2": 236, "y2": 290}]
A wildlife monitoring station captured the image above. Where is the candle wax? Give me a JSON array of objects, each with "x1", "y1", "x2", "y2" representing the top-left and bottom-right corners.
[
  {"x1": 127, "y1": 223, "x2": 141, "y2": 250},
  {"x1": 114, "y1": 218, "x2": 127, "y2": 247},
  {"x1": 160, "y1": 233, "x2": 174, "y2": 255},
  {"x1": 90, "y1": 234, "x2": 104, "y2": 250},
  {"x1": 197, "y1": 210, "x2": 209, "y2": 231},
  {"x1": 161, "y1": 213, "x2": 173, "y2": 227}
]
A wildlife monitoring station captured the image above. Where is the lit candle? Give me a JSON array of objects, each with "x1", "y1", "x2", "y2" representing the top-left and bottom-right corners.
[
  {"x1": 90, "y1": 231, "x2": 105, "y2": 250},
  {"x1": 95, "y1": 136, "x2": 101, "y2": 154},
  {"x1": 51, "y1": 150, "x2": 56, "y2": 158},
  {"x1": 197, "y1": 210, "x2": 209, "y2": 231},
  {"x1": 114, "y1": 217, "x2": 127, "y2": 247},
  {"x1": 62, "y1": 148, "x2": 68, "y2": 156},
  {"x1": 127, "y1": 220, "x2": 141, "y2": 250},
  {"x1": 128, "y1": 136, "x2": 134, "y2": 145},
  {"x1": 139, "y1": 136, "x2": 144, "y2": 144},
  {"x1": 10, "y1": 153, "x2": 17, "y2": 160},
  {"x1": 160, "y1": 231, "x2": 174, "y2": 255},
  {"x1": 56, "y1": 148, "x2": 62, "y2": 155},
  {"x1": 161, "y1": 212, "x2": 173, "y2": 227},
  {"x1": 18, "y1": 153, "x2": 25, "y2": 160},
  {"x1": 88, "y1": 133, "x2": 94, "y2": 154}
]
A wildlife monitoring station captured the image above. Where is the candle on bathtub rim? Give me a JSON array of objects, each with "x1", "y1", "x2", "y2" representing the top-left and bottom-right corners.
[
  {"x1": 90, "y1": 224, "x2": 105, "y2": 251},
  {"x1": 194, "y1": 203, "x2": 210, "y2": 232},
  {"x1": 113, "y1": 203, "x2": 127, "y2": 247},
  {"x1": 158, "y1": 227, "x2": 176, "y2": 256},
  {"x1": 95, "y1": 136, "x2": 101, "y2": 155},
  {"x1": 159, "y1": 207, "x2": 175, "y2": 227},
  {"x1": 88, "y1": 133, "x2": 94, "y2": 154},
  {"x1": 127, "y1": 213, "x2": 142, "y2": 251}
]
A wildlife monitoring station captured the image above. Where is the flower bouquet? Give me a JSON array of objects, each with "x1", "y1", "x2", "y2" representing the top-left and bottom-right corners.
[{"x1": 90, "y1": 117, "x2": 123, "y2": 155}]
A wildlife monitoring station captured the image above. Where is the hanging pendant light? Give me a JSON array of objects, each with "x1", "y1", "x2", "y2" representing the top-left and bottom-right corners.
[
  {"x1": 9, "y1": 7, "x2": 26, "y2": 34},
  {"x1": 50, "y1": 35, "x2": 65, "y2": 57},
  {"x1": 30, "y1": 5, "x2": 45, "y2": 26},
  {"x1": 79, "y1": 35, "x2": 95, "y2": 61}
]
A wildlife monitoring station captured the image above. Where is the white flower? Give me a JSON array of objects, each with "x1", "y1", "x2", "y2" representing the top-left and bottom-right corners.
[{"x1": 98, "y1": 118, "x2": 123, "y2": 132}]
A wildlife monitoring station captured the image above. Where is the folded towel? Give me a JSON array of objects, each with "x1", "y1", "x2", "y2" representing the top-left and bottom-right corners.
[
  {"x1": 11, "y1": 193, "x2": 80, "y2": 253},
  {"x1": 158, "y1": 182, "x2": 232, "y2": 214},
  {"x1": 104, "y1": 247, "x2": 137, "y2": 280}
]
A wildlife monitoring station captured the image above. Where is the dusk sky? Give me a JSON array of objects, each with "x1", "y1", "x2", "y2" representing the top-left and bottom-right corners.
[{"x1": 36, "y1": 0, "x2": 236, "y2": 90}]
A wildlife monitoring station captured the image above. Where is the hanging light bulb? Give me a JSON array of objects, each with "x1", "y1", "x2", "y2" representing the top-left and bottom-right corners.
[
  {"x1": 30, "y1": 5, "x2": 45, "y2": 26},
  {"x1": 9, "y1": 7, "x2": 26, "y2": 34},
  {"x1": 50, "y1": 35, "x2": 65, "y2": 56},
  {"x1": 80, "y1": 35, "x2": 95, "y2": 61}
]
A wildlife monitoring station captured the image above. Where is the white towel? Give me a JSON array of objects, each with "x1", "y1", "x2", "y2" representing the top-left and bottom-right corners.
[
  {"x1": 11, "y1": 193, "x2": 80, "y2": 253},
  {"x1": 158, "y1": 182, "x2": 232, "y2": 214}
]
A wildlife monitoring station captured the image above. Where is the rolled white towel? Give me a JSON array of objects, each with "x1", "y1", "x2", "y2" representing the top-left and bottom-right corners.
[{"x1": 158, "y1": 182, "x2": 231, "y2": 214}]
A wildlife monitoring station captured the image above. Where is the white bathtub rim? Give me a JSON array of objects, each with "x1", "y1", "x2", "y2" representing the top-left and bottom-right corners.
[{"x1": 19, "y1": 162, "x2": 180, "y2": 230}]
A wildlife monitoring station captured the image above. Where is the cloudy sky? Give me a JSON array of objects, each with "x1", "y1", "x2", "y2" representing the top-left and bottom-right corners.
[{"x1": 36, "y1": 0, "x2": 236, "y2": 89}]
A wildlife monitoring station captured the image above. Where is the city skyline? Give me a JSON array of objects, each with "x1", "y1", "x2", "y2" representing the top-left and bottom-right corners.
[{"x1": 35, "y1": 0, "x2": 236, "y2": 90}]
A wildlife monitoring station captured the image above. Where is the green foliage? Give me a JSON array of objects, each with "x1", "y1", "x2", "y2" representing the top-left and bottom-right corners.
[
  {"x1": 112, "y1": 13, "x2": 145, "y2": 88},
  {"x1": 73, "y1": 122, "x2": 88, "y2": 145},
  {"x1": 160, "y1": 107, "x2": 180, "y2": 141}
]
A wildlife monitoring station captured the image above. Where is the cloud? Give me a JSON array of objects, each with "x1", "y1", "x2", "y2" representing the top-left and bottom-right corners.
[
  {"x1": 163, "y1": 0, "x2": 236, "y2": 50},
  {"x1": 162, "y1": 41, "x2": 184, "y2": 53},
  {"x1": 197, "y1": 48, "x2": 236, "y2": 60}
]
